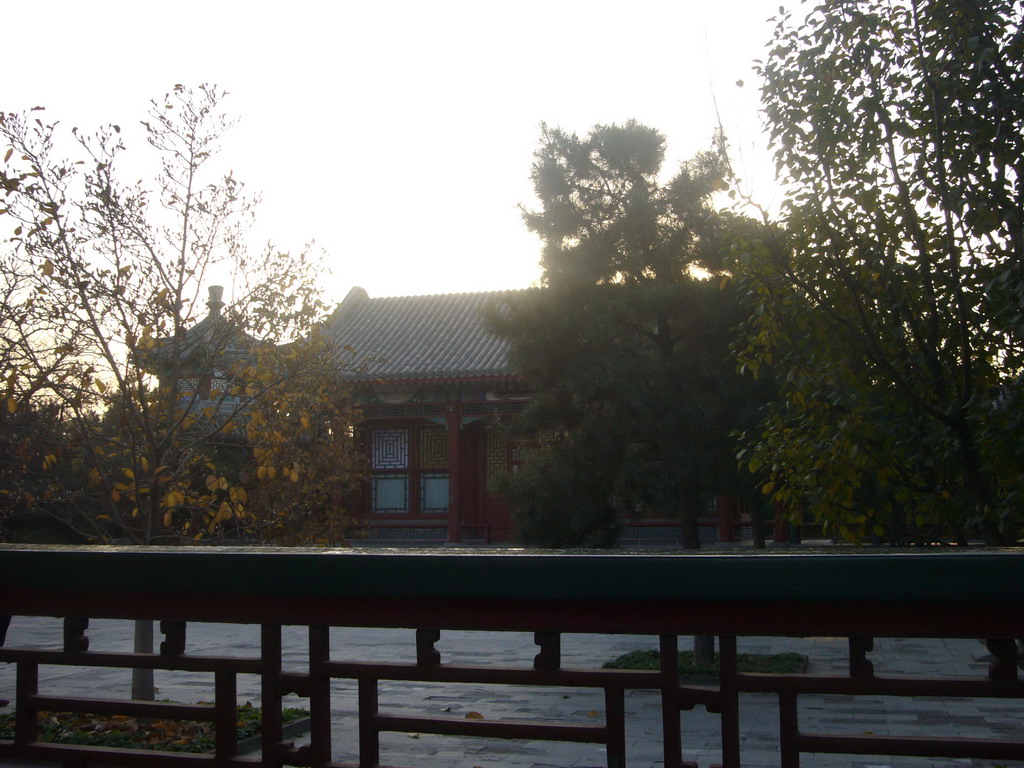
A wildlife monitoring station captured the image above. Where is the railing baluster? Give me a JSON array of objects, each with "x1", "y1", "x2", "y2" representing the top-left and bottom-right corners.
[
  {"x1": 849, "y1": 636, "x2": 874, "y2": 679},
  {"x1": 62, "y1": 616, "x2": 89, "y2": 653},
  {"x1": 415, "y1": 628, "x2": 441, "y2": 666},
  {"x1": 262, "y1": 623, "x2": 284, "y2": 768},
  {"x1": 160, "y1": 619, "x2": 187, "y2": 656},
  {"x1": 308, "y1": 625, "x2": 333, "y2": 767},
  {"x1": 986, "y1": 637, "x2": 1018, "y2": 682},
  {"x1": 533, "y1": 631, "x2": 561, "y2": 671},
  {"x1": 719, "y1": 634, "x2": 740, "y2": 768},
  {"x1": 14, "y1": 661, "x2": 37, "y2": 746},
  {"x1": 358, "y1": 676, "x2": 380, "y2": 768},
  {"x1": 778, "y1": 690, "x2": 800, "y2": 768},
  {"x1": 605, "y1": 684, "x2": 626, "y2": 768},
  {"x1": 659, "y1": 634, "x2": 683, "y2": 768},
  {"x1": 215, "y1": 668, "x2": 238, "y2": 763}
]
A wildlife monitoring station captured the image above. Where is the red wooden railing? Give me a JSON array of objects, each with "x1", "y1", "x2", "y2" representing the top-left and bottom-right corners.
[{"x1": 1, "y1": 546, "x2": 1023, "y2": 767}]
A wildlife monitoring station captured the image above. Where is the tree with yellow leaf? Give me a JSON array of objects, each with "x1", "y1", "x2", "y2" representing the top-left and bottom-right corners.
[{"x1": 0, "y1": 85, "x2": 364, "y2": 696}]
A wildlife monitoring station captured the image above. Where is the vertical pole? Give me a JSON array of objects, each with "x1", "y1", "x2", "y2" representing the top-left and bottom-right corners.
[
  {"x1": 14, "y1": 662, "x2": 38, "y2": 746},
  {"x1": 660, "y1": 634, "x2": 682, "y2": 768},
  {"x1": 779, "y1": 691, "x2": 800, "y2": 768},
  {"x1": 446, "y1": 400, "x2": 462, "y2": 543},
  {"x1": 358, "y1": 677, "x2": 380, "y2": 768},
  {"x1": 214, "y1": 671, "x2": 238, "y2": 762},
  {"x1": 718, "y1": 635, "x2": 741, "y2": 768},
  {"x1": 308, "y1": 626, "x2": 333, "y2": 767},
  {"x1": 261, "y1": 624, "x2": 283, "y2": 768},
  {"x1": 605, "y1": 685, "x2": 626, "y2": 768}
]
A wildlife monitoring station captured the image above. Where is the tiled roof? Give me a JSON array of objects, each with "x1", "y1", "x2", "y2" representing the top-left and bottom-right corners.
[{"x1": 326, "y1": 287, "x2": 527, "y2": 383}]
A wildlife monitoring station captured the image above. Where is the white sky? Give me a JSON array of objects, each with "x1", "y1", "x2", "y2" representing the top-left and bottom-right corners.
[{"x1": 4, "y1": 0, "x2": 785, "y2": 306}]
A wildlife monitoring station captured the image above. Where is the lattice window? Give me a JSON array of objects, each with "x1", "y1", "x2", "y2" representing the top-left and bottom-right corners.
[
  {"x1": 510, "y1": 431, "x2": 559, "y2": 462},
  {"x1": 419, "y1": 427, "x2": 448, "y2": 470},
  {"x1": 485, "y1": 428, "x2": 508, "y2": 481},
  {"x1": 373, "y1": 474, "x2": 409, "y2": 513},
  {"x1": 420, "y1": 473, "x2": 449, "y2": 513},
  {"x1": 372, "y1": 429, "x2": 409, "y2": 469}
]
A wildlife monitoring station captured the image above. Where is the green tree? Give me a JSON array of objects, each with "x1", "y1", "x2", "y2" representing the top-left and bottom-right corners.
[
  {"x1": 496, "y1": 121, "x2": 766, "y2": 549},
  {"x1": 0, "y1": 85, "x2": 363, "y2": 695},
  {"x1": 737, "y1": 0, "x2": 1024, "y2": 544}
]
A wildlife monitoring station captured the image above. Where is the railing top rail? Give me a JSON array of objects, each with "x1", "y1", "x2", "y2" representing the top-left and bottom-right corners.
[{"x1": 2, "y1": 544, "x2": 1022, "y2": 605}]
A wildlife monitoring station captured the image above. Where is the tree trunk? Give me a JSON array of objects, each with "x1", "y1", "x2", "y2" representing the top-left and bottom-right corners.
[
  {"x1": 693, "y1": 633, "x2": 715, "y2": 668},
  {"x1": 750, "y1": 502, "x2": 766, "y2": 550},
  {"x1": 680, "y1": 515, "x2": 701, "y2": 549},
  {"x1": 132, "y1": 619, "x2": 155, "y2": 701},
  {"x1": 679, "y1": 496, "x2": 715, "y2": 668}
]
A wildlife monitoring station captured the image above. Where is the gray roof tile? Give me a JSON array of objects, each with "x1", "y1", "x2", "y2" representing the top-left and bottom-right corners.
[{"x1": 326, "y1": 287, "x2": 526, "y2": 383}]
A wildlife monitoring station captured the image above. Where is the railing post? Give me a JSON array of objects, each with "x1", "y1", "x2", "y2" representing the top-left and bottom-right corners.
[
  {"x1": 416, "y1": 628, "x2": 441, "y2": 666},
  {"x1": 14, "y1": 662, "x2": 37, "y2": 746},
  {"x1": 779, "y1": 691, "x2": 799, "y2": 768},
  {"x1": 660, "y1": 634, "x2": 683, "y2": 768},
  {"x1": 986, "y1": 638, "x2": 1019, "y2": 682},
  {"x1": 719, "y1": 634, "x2": 740, "y2": 768},
  {"x1": 214, "y1": 670, "x2": 238, "y2": 763},
  {"x1": 533, "y1": 632, "x2": 561, "y2": 671},
  {"x1": 160, "y1": 620, "x2": 187, "y2": 656},
  {"x1": 308, "y1": 625, "x2": 333, "y2": 767},
  {"x1": 605, "y1": 684, "x2": 626, "y2": 768},
  {"x1": 63, "y1": 617, "x2": 89, "y2": 652},
  {"x1": 261, "y1": 624, "x2": 283, "y2": 768},
  {"x1": 358, "y1": 677, "x2": 380, "y2": 768},
  {"x1": 849, "y1": 636, "x2": 874, "y2": 679}
]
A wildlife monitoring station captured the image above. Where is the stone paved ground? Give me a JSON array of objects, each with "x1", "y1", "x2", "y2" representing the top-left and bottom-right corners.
[{"x1": 2, "y1": 617, "x2": 1022, "y2": 767}]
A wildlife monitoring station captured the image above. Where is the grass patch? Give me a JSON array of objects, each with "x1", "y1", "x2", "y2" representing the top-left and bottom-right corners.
[
  {"x1": 603, "y1": 649, "x2": 806, "y2": 676},
  {"x1": 0, "y1": 703, "x2": 308, "y2": 753}
]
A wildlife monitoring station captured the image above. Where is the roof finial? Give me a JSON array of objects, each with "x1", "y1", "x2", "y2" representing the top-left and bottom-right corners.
[{"x1": 207, "y1": 285, "x2": 225, "y2": 317}]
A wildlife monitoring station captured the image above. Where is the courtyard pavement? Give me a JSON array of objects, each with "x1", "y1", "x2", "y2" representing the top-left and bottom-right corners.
[{"x1": 1, "y1": 616, "x2": 1022, "y2": 767}]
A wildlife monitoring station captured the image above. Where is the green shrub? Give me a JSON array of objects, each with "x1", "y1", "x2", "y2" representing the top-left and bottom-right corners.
[{"x1": 604, "y1": 649, "x2": 806, "y2": 675}]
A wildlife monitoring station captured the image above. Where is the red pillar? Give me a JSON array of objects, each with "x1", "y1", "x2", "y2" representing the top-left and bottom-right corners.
[
  {"x1": 717, "y1": 494, "x2": 737, "y2": 543},
  {"x1": 446, "y1": 402, "x2": 462, "y2": 543}
]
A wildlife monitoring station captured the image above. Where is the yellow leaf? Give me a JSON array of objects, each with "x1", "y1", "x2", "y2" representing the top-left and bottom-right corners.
[
  {"x1": 140, "y1": 457, "x2": 149, "y2": 472},
  {"x1": 96, "y1": 379, "x2": 106, "y2": 393},
  {"x1": 465, "y1": 712, "x2": 484, "y2": 720},
  {"x1": 587, "y1": 710, "x2": 598, "y2": 718},
  {"x1": 256, "y1": 465, "x2": 267, "y2": 481},
  {"x1": 267, "y1": 466, "x2": 277, "y2": 480},
  {"x1": 42, "y1": 259, "x2": 54, "y2": 276},
  {"x1": 96, "y1": 514, "x2": 111, "y2": 521},
  {"x1": 6, "y1": 397, "x2": 16, "y2": 413},
  {"x1": 290, "y1": 470, "x2": 299, "y2": 482},
  {"x1": 111, "y1": 489, "x2": 121, "y2": 502},
  {"x1": 163, "y1": 511, "x2": 173, "y2": 527},
  {"x1": 123, "y1": 467, "x2": 133, "y2": 479}
]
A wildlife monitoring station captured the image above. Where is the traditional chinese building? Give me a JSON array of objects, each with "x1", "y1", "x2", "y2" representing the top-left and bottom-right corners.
[
  {"x1": 326, "y1": 287, "x2": 532, "y2": 545},
  {"x1": 325, "y1": 286, "x2": 768, "y2": 547}
]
